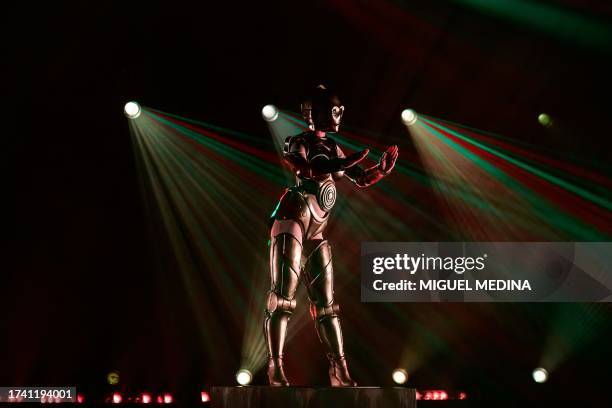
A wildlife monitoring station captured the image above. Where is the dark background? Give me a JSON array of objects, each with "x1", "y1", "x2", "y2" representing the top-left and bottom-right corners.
[{"x1": 7, "y1": 0, "x2": 612, "y2": 405}]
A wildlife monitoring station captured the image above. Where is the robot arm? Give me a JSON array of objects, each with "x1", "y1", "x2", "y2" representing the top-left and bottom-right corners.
[
  {"x1": 344, "y1": 165, "x2": 386, "y2": 188},
  {"x1": 341, "y1": 145, "x2": 399, "y2": 188},
  {"x1": 283, "y1": 136, "x2": 368, "y2": 178}
]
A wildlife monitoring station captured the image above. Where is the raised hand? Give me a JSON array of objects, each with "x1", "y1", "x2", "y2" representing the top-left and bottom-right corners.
[{"x1": 379, "y1": 145, "x2": 398, "y2": 174}]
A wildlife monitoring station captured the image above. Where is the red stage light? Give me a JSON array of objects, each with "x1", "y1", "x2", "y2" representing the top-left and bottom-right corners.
[
  {"x1": 141, "y1": 393, "x2": 152, "y2": 404},
  {"x1": 201, "y1": 391, "x2": 211, "y2": 403},
  {"x1": 420, "y1": 389, "x2": 450, "y2": 401},
  {"x1": 157, "y1": 395, "x2": 163, "y2": 403},
  {"x1": 77, "y1": 394, "x2": 85, "y2": 403},
  {"x1": 458, "y1": 391, "x2": 467, "y2": 400},
  {"x1": 112, "y1": 392, "x2": 122, "y2": 404},
  {"x1": 163, "y1": 393, "x2": 173, "y2": 404}
]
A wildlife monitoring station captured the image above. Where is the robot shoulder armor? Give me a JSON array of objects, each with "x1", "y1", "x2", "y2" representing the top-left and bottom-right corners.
[{"x1": 284, "y1": 133, "x2": 309, "y2": 154}]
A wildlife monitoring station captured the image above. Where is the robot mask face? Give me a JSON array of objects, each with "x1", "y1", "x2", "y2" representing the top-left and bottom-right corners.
[
  {"x1": 302, "y1": 104, "x2": 344, "y2": 132},
  {"x1": 330, "y1": 105, "x2": 344, "y2": 132},
  {"x1": 302, "y1": 85, "x2": 344, "y2": 133}
]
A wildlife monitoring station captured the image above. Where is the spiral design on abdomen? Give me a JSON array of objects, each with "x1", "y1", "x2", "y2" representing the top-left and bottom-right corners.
[{"x1": 317, "y1": 180, "x2": 337, "y2": 212}]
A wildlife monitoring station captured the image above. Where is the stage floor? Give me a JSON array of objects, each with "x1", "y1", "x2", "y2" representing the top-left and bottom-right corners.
[{"x1": 211, "y1": 386, "x2": 416, "y2": 408}]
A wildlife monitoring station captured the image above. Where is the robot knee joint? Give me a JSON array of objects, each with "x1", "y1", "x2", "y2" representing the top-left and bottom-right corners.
[
  {"x1": 266, "y1": 291, "x2": 297, "y2": 316},
  {"x1": 309, "y1": 301, "x2": 340, "y2": 321}
]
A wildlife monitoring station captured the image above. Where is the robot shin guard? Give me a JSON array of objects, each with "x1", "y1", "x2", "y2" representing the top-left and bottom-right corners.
[
  {"x1": 264, "y1": 292, "x2": 296, "y2": 386},
  {"x1": 311, "y1": 304, "x2": 344, "y2": 359},
  {"x1": 305, "y1": 241, "x2": 356, "y2": 386},
  {"x1": 304, "y1": 240, "x2": 345, "y2": 359},
  {"x1": 265, "y1": 233, "x2": 301, "y2": 358},
  {"x1": 311, "y1": 306, "x2": 356, "y2": 386},
  {"x1": 264, "y1": 233, "x2": 301, "y2": 386},
  {"x1": 264, "y1": 292, "x2": 297, "y2": 359}
]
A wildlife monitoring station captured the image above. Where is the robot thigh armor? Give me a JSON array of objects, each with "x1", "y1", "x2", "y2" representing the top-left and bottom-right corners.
[{"x1": 271, "y1": 188, "x2": 329, "y2": 241}]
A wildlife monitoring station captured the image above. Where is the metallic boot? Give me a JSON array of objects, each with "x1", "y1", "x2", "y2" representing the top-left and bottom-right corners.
[
  {"x1": 328, "y1": 354, "x2": 357, "y2": 387},
  {"x1": 267, "y1": 356, "x2": 290, "y2": 386},
  {"x1": 314, "y1": 314, "x2": 357, "y2": 387},
  {"x1": 264, "y1": 309, "x2": 292, "y2": 386}
]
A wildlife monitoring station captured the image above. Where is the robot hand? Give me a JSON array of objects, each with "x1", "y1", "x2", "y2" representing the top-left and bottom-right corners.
[{"x1": 378, "y1": 145, "x2": 398, "y2": 174}]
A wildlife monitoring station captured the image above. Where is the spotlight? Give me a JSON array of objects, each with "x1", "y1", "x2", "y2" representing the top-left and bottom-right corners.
[
  {"x1": 77, "y1": 394, "x2": 85, "y2": 404},
  {"x1": 262, "y1": 104, "x2": 279, "y2": 122},
  {"x1": 532, "y1": 367, "x2": 548, "y2": 383},
  {"x1": 236, "y1": 368, "x2": 253, "y2": 386},
  {"x1": 124, "y1": 101, "x2": 142, "y2": 119},
  {"x1": 107, "y1": 371, "x2": 120, "y2": 385},
  {"x1": 401, "y1": 109, "x2": 418, "y2": 126},
  {"x1": 112, "y1": 392, "x2": 122, "y2": 404},
  {"x1": 538, "y1": 113, "x2": 552, "y2": 127},
  {"x1": 392, "y1": 368, "x2": 408, "y2": 384},
  {"x1": 201, "y1": 391, "x2": 211, "y2": 403},
  {"x1": 141, "y1": 393, "x2": 152, "y2": 404},
  {"x1": 163, "y1": 393, "x2": 173, "y2": 404}
]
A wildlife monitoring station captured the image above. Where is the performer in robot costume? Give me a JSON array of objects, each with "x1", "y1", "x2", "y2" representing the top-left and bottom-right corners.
[{"x1": 264, "y1": 85, "x2": 399, "y2": 387}]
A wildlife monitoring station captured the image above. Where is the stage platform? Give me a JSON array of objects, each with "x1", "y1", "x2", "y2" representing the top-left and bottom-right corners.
[{"x1": 211, "y1": 386, "x2": 416, "y2": 408}]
